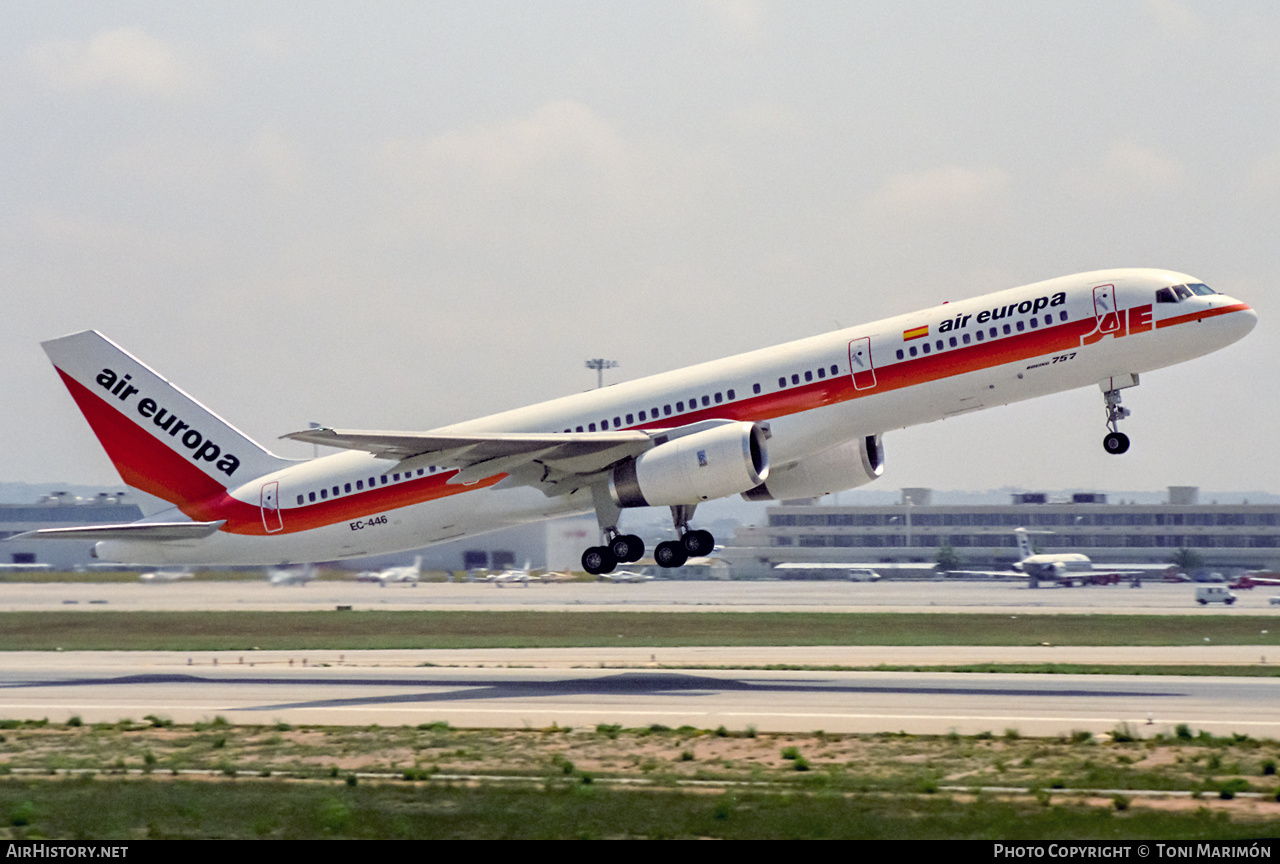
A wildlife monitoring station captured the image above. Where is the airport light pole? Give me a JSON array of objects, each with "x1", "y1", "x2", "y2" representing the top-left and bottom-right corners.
[{"x1": 585, "y1": 358, "x2": 618, "y2": 389}]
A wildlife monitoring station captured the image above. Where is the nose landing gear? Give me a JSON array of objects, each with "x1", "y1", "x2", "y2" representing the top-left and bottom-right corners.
[{"x1": 1101, "y1": 375, "x2": 1137, "y2": 454}]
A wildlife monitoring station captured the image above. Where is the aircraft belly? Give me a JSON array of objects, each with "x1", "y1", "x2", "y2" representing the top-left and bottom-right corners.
[{"x1": 96, "y1": 484, "x2": 592, "y2": 566}]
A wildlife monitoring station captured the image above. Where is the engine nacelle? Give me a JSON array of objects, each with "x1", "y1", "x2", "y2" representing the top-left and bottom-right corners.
[
  {"x1": 742, "y1": 434, "x2": 883, "y2": 501},
  {"x1": 610, "y1": 421, "x2": 770, "y2": 507}
]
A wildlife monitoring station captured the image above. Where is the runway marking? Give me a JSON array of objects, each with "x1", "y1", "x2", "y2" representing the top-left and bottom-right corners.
[{"x1": 2, "y1": 701, "x2": 1277, "y2": 729}]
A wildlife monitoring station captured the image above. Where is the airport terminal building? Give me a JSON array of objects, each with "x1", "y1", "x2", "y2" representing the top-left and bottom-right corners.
[
  {"x1": 0, "y1": 492, "x2": 143, "y2": 570},
  {"x1": 722, "y1": 487, "x2": 1280, "y2": 577}
]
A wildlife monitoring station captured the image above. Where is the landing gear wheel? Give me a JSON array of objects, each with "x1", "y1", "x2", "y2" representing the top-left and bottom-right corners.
[
  {"x1": 682, "y1": 529, "x2": 714, "y2": 557},
  {"x1": 1103, "y1": 431, "x2": 1130, "y2": 454},
  {"x1": 654, "y1": 540, "x2": 688, "y2": 569},
  {"x1": 610, "y1": 534, "x2": 645, "y2": 564},
  {"x1": 582, "y1": 546, "x2": 617, "y2": 576}
]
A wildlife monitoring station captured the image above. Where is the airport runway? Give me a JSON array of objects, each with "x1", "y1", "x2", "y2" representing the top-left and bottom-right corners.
[
  {"x1": 3, "y1": 580, "x2": 1277, "y2": 735},
  {"x1": 0, "y1": 651, "x2": 1276, "y2": 737},
  {"x1": 5, "y1": 578, "x2": 1280, "y2": 615}
]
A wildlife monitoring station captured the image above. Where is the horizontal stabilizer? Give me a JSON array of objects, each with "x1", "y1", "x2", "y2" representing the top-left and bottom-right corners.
[{"x1": 10, "y1": 521, "x2": 226, "y2": 542}]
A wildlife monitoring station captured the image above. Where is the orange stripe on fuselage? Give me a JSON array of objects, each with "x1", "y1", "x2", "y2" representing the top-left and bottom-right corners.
[{"x1": 1156, "y1": 302, "x2": 1252, "y2": 329}]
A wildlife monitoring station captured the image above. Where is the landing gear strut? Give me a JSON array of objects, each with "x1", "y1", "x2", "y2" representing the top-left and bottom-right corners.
[
  {"x1": 581, "y1": 482, "x2": 644, "y2": 576},
  {"x1": 1102, "y1": 388, "x2": 1131, "y2": 455},
  {"x1": 1100, "y1": 375, "x2": 1138, "y2": 455},
  {"x1": 653, "y1": 504, "x2": 715, "y2": 569}
]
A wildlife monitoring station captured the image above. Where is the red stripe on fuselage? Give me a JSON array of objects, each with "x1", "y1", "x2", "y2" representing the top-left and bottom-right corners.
[{"x1": 1156, "y1": 302, "x2": 1252, "y2": 330}]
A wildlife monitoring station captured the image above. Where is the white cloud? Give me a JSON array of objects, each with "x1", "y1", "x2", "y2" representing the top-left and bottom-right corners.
[
  {"x1": 1067, "y1": 139, "x2": 1188, "y2": 202},
  {"x1": 26, "y1": 27, "x2": 195, "y2": 97},
  {"x1": 390, "y1": 100, "x2": 629, "y2": 183},
  {"x1": 863, "y1": 165, "x2": 1010, "y2": 219},
  {"x1": 703, "y1": 0, "x2": 768, "y2": 44},
  {"x1": 1143, "y1": 0, "x2": 1206, "y2": 43}
]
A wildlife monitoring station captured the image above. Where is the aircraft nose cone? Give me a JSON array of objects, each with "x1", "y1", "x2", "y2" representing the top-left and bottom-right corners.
[{"x1": 1227, "y1": 301, "x2": 1258, "y2": 340}]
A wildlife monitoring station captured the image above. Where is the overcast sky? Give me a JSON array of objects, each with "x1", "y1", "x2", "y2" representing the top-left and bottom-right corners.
[{"x1": 2, "y1": 1, "x2": 1277, "y2": 501}]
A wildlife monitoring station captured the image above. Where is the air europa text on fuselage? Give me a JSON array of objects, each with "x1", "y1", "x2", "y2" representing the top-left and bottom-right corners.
[
  {"x1": 937, "y1": 291, "x2": 1067, "y2": 333},
  {"x1": 93, "y1": 367, "x2": 242, "y2": 477}
]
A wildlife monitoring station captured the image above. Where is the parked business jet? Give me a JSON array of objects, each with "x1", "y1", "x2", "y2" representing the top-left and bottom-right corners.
[
  {"x1": 13, "y1": 269, "x2": 1254, "y2": 574},
  {"x1": 355, "y1": 556, "x2": 421, "y2": 586}
]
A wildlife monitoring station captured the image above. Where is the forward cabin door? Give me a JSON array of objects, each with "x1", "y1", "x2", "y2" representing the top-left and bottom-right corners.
[
  {"x1": 261, "y1": 481, "x2": 283, "y2": 533},
  {"x1": 1093, "y1": 284, "x2": 1120, "y2": 334},
  {"x1": 848, "y1": 337, "x2": 877, "y2": 390}
]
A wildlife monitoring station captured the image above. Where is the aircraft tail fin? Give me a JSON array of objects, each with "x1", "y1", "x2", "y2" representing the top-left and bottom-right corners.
[
  {"x1": 1014, "y1": 527, "x2": 1034, "y2": 560},
  {"x1": 42, "y1": 330, "x2": 293, "y2": 510}
]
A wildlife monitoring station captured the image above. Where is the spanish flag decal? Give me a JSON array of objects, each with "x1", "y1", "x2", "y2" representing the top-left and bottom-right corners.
[{"x1": 903, "y1": 324, "x2": 929, "y2": 341}]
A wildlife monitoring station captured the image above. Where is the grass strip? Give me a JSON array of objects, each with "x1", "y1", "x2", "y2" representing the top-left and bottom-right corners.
[{"x1": 0, "y1": 610, "x2": 1277, "y2": 651}]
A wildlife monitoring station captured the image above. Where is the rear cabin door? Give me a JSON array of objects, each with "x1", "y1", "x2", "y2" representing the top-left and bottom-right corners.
[{"x1": 261, "y1": 481, "x2": 283, "y2": 533}]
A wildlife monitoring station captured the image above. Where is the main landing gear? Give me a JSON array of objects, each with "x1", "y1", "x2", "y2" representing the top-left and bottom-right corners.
[
  {"x1": 651, "y1": 504, "x2": 714, "y2": 569},
  {"x1": 579, "y1": 493, "x2": 715, "y2": 575},
  {"x1": 581, "y1": 482, "x2": 645, "y2": 576},
  {"x1": 1102, "y1": 382, "x2": 1132, "y2": 455}
]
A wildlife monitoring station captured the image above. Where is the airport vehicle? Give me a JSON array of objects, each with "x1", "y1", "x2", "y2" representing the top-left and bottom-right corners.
[
  {"x1": 354, "y1": 555, "x2": 421, "y2": 586},
  {"x1": 14, "y1": 269, "x2": 1255, "y2": 573},
  {"x1": 138, "y1": 569, "x2": 193, "y2": 583},
  {"x1": 267, "y1": 564, "x2": 315, "y2": 586},
  {"x1": 599, "y1": 569, "x2": 653, "y2": 583},
  {"x1": 1195, "y1": 584, "x2": 1236, "y2": 605},
  {"x1": 1229, "y1": 572, "x2": 1280, "y2": 590},
  {"x1": 774, "y1": 563, "x2": 885, "y2": 581}
]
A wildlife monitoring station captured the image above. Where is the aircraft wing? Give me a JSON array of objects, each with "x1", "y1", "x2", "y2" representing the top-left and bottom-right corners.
[
  {"x1": 281, "y1": 427, "x2": 655, "y2": 493},
  {"x1": 10, "y1": 521, "x2": 227, "y2": 542}
]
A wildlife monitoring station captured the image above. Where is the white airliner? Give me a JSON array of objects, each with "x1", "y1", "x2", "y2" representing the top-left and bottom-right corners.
[
  {"x1": 1008, "y1": 528, "x2": 1149, "y2": 587},
  {"x1": 13, "y1": 269, "x2": 1255, "y2": 575}
]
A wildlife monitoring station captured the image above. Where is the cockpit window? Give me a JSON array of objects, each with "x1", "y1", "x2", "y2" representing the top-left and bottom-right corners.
[
  {"x1": 1187, "y1": 282, "x2": 1216, "y2": 296},
  {"x1": 1155, "y1": 288, "x2": 1176, "y2": 303},
  {"x1": 1173, "y1": 284, "x2": 1193, "y2": 300}
]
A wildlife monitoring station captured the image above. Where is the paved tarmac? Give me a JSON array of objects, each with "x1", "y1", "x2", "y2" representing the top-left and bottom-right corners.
[
  {"x1": 5, "y1": 578, "x2": 1280, "y2": 615},
  {"x1": 3, "y1": 579, "x2": 1277, "y2": 735},
  {"x1": 1, "y1": 651, "x2": 1277, "y2": 737}
]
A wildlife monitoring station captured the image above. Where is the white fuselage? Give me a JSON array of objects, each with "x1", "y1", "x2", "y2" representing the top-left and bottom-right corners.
[{"x1": 94, "y1": 268, "x2": 1256, "y2": 565}]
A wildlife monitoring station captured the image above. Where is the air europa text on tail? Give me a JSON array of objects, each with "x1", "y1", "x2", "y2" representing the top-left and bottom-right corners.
[{"x1": 94, "y1": 367, "x2": 242, "y2": 476}]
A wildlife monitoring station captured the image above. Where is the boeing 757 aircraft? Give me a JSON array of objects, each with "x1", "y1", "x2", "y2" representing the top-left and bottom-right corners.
[{"x1": 14, "y1": 269, "x2": 1255, "y2": 575}]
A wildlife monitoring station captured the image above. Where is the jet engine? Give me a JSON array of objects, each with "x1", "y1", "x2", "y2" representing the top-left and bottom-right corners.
[
  {"x1": 609, "y1": 421, "x2": 770, "y2": 507},
  {"x1": 741, "y1": 434, "x2": 883, "y2": 501}
]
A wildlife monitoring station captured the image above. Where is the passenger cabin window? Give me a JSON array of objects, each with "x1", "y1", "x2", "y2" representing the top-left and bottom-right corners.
[
  {"x1": 791, "y1": 374, "x2": 799, "y2": 385},
  {"x1": 753, "y1": 383, "x2": 761, "y2": 394},
  {"x1": 727, "y1": 389, "x2": 735, "y2": 400},
  {"x1": 778, "y1": 377, "x2": 786, "y2": 388},
  {"x1": 804, "y1": 371, "x2": 812, "y2": 382}
]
